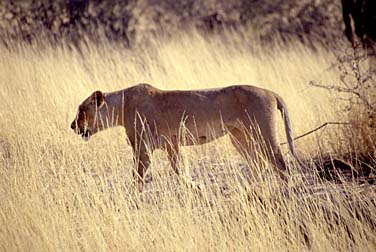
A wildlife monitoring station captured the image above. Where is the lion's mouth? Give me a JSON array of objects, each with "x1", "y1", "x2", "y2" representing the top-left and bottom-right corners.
[{"x1": 82, "y1": 129, "x2": 91, "y2": 141}]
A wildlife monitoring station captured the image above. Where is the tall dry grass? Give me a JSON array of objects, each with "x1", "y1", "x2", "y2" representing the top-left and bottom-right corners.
[{"x1": 0, "y1": 30, "x2": 375, "y2": 251}]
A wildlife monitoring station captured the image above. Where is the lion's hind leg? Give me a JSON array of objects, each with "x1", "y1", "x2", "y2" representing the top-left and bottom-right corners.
[
  {"x1": 229, "y1": 127, "x2": 287, "y2": 182},
  {"x1": 229, "y1": 127, "x2": 260, "y2": 171}
]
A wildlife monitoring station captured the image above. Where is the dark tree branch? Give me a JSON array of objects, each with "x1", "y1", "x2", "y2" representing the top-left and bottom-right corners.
[{"x1": 280, "y1": 122, "x2": 351, "y2": 145}]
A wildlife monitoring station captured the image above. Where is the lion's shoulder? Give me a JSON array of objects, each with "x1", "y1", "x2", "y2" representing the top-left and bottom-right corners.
[{"x1": 135, "y1": 83, "x2": 157, "y2": 90}]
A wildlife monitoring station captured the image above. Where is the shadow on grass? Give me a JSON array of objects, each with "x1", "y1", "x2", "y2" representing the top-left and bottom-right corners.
[{"x1": 313, "y1": 153, "x2": 375, "y2": 184}]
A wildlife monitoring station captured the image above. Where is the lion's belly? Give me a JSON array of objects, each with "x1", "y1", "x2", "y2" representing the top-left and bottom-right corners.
[
  {"x1": 184, "y1": 118, "x2": 228, "y2": 145},
  {"x1": 153, "y1": 88, "x2": 251, "y2": 145},
  {"x1": 157, "y1": 108, "x2": 235, "y2": 146}
]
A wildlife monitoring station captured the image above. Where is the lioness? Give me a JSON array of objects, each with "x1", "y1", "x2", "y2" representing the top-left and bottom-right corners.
[{"x1": 71, "y1": 83, "x2": 300, "y2": 191}]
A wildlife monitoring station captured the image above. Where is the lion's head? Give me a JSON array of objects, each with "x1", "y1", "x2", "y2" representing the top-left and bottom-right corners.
[{"x1": 70, "y1": 90, "x2": 106, "y2": 141}]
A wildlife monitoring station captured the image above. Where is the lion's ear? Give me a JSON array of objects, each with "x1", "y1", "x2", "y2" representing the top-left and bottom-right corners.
[{"x1": 90, "y1": 90, "x2": 105, "y2": 108}]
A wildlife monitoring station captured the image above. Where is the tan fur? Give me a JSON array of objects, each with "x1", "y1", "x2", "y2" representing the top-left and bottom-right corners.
[{"x1": 71, "y1": 83, "x2": 299, "y2": 191}]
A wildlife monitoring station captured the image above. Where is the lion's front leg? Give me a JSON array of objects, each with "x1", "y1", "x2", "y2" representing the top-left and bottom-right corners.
[
  {"x1": 166, "y1": 142, "x2": 181, "y2": 176},
  {"x1": 164, "y1": 138, "x2": 203, "y2": 192},
  {"x1": 131, "y1": 142, "x2": 152, "y2": 192}
]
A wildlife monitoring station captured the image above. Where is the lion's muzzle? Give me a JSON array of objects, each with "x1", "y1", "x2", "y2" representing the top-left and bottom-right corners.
[
  {"x1": 82, "y1": 129, "x2": 91, "y2": 141},
  {"x1": 70, "y1": 121, "x2": 76, "y2": 131},
  {"x1": 70, "y1": 121, "x2": 91, "y2": 141}
]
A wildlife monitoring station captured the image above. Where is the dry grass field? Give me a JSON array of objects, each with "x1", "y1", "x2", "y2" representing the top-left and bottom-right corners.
[{"x1": 0, "y1": 30, "x2": 375, "y2": 251}]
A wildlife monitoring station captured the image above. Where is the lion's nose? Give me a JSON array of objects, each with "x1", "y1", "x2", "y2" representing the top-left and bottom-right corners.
[{"x1": 70, "y1": 122, "x2": 76, "y2": 130}]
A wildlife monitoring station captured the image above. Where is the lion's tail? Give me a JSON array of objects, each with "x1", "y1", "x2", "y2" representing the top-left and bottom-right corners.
[{"x1": 275, "y1": 95, "x2": 306, "y2": 168}]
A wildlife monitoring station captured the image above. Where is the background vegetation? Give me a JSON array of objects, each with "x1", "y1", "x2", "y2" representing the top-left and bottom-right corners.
[{"x1": 0, "y1": 0, "x2": 342, "y2": 47}]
